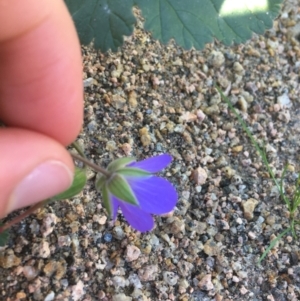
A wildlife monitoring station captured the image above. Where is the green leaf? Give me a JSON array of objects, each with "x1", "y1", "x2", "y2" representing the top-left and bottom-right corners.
[
  {"x1": 107, "y1": 157, "x2": 136, "y2": 172},
  {"x1": 52, "y1": 167, "x2": 87, "y2": 200},
  {"x1": 101, "y1": 185, "x2": 113, "y2": 216},
  {"x1": 0, "y1": 227, "x2": 9, "y2": 247},
  {"x1": 117, "y1": 167, "x2": 151, "y2": 177},
  {"x1": 135, "y1": 0, "x2": 283, "y2": 49},
  {"x1": 95, "y1": 174, "x2": 107, "y2": 191},
  {"x1": 107, "y1": 174, "x2": 138, "y2": 205},
  {"x1": 64, "y1": 0, "x2": 136, "y2": 52}
]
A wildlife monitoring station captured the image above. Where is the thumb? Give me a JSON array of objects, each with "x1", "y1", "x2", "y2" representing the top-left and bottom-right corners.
[{"x1": 0, "y1": 128, "x2": 74, "y2": 219}]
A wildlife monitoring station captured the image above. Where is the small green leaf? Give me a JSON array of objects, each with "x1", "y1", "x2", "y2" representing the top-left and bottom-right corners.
[
  {"x1": 0, "y1": 227, "x2": 9, "y2": 247},
  {"x1": 101, "y1": 185, "x2": 112, "y2": 216},
  {"x1": 107, "y1": 157, "x2": 136, "y2": 172},
  {"x1": 95, "y1": 174, "x2": 107, "y2": 191},
  {"x1": 117, "y1": 167, "x2": 151, "y2": 178},
  {"x1": 107, "y1": 174, "x2": 138, "y2": 205},
  {"x1": 52, "y1": 167, "x2": 87, "y2": 200}
]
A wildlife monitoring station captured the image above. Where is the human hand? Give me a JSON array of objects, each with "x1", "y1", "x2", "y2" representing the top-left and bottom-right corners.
[{"x1": 0, "y1": 0, "x2": 83, "y2": 218}]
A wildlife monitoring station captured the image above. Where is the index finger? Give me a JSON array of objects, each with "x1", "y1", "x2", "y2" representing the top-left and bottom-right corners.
[{"x1": 0, "y1": 0, "x2": 83, "y2": 146}]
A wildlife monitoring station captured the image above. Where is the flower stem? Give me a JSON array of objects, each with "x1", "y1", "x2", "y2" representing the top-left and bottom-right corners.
[
  {"x1": 70, "y1": 152, "x2": 111, "y2": 178},
  {"x1": 0, "y1": 200, "x2": 49, "y2": 233}
]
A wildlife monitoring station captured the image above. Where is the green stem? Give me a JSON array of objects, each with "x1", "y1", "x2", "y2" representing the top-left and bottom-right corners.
[
  {"x1": 0, "y1": 200, "x2": 50, "y2": 233},
  {"x1": 70, "y1": 152, "x2": 111, "y2": 178}
]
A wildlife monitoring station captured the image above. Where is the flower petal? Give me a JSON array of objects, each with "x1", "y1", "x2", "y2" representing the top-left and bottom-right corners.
[
  {"x1": 127, "y1": 176, "x2": 177, "y2": 214},
  {"x1": 127, "y1": 154, "x2": 172, "y2": 173},
  {"x1": 111, "y1": 197, "x2": 119, "y2": 220},
  {"x1": 113, "y1": 197, "x2": 154, "y2": 232}
]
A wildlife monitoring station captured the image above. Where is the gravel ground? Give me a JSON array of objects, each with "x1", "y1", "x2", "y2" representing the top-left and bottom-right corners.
[{"x1": 2, "y1": 1, "x2": 300, "y2": 301}]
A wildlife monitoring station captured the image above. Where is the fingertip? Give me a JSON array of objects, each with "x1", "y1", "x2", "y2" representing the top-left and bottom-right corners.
[{"x1": 0, "y1": 128, "x2": 74, "y2": 218}]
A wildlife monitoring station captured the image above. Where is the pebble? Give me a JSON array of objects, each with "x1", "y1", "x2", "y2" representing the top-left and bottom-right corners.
[
  {"x1": 277, "y1": 93, "x2": 292, "y2": 108},
  {"x1": 112, "y1": 94, "x2": 126, "y2": 109},
  {"x1": 203, "y1": 239, "x2": 219, "y2": 256},
  {"x1": 125, "y1": 245, "x2": 141, "y2": 262},
  {"x1": 138, "y1": 265, "x2": 158, "y2": 281},
  {"x1": 112, "y1": 293, "x2": 132, "y2": 301},
  {"x1": 242, "y1": 198, "x2": 259, "y2": 221},
  {"x1": 23, "y1": 266, "x2": 38, "y2": 281},
  {"x1": 139, "y1": 127, "x2": 152, "y2": 146},
  {"x1": 103, "y1": 233, "x2": 113, "y2": 243},
  {"x1": 198, "y1": 274, "x2": 214, "y2": 291},
  {"x1": 192, "y1": 167, "x2": 208, "y2": 185},
  {"x1": 44, "y1": 291, "x2": 55, "y2": 301},
  {"x1": 163, "y1": 271, "x2": 178, "y2": 286},
  {"x1": 0, "y1": 249, "x2": 21, "y2": 268},
  {"x1": 208, "y1": 51, "x2": 225, "y2": 68}
]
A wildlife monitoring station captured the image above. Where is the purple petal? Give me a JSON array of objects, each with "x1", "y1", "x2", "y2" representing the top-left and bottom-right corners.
[
  {"x1": 117, "y1": 200, "x2": 154, "y2": 232},
  {"x1": 127, "y1": 154, "x2": 172, "y2": 173},
  {"x1": 111, "y1": 197, "x2": 119, "y2": 220},
  {"x1": 127, "y1": 176, "x2": 177, "y2": 214}
]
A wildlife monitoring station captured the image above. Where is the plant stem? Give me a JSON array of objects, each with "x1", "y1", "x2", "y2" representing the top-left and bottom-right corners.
[
  {"x1": 71, "y1": 141, "x2": 86, "y2": 159},
  {"x1": 0, "y1": 200, "x2": 49, "y2": 233},
  {"x1": 70, "y1": 152, "x2": 111, "y2": 177}
]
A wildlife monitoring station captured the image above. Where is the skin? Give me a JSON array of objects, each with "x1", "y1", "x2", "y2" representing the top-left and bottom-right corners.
[{"x1": 0, "y1": 0, "x2": 83, "y2": 218}]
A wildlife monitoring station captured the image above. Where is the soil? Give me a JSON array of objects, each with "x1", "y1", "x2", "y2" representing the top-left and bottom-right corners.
[{"x1": 1, "y1": 1, "x2": 300, "y2": 300}]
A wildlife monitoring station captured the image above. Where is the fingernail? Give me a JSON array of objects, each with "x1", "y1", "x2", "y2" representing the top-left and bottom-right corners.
[{"x1": 9, "y1": 161, "x2": 73, "y2": 212}]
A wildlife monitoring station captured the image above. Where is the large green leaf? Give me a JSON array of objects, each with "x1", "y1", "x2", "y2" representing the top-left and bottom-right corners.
[
  {"x1": 65, "y1": 0, "x2": 283, "y2": 51},
  {"x1": 134, "y1": 0, "x2": 283, "y2": 49},
  {"x1": 64, "y1": 0, "x2": 136, "y2": 52},
  {"x1": 52, "y1": 167, "x2": 87, "y2": 201}
]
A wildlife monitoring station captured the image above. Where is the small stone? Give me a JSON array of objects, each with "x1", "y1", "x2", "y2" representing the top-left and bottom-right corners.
[
  {"x1": 163, "y1": 271, "x2": 178, "y2": 286},
  {"x1": 237, "y1": 96, "x2": 248, "y2": 112},
  {"x1": 112, "y1": 94, "x2": 126, "y2": 109},
  {"x1": 139, "y1": 127, "x2": 152, "y2": 147},
  {"x1": 277, "y1": 93, "x2": 292, "y2": 108},
  {"x1": 71, "y1": 280, "x2": 84, "y2": 301},
  {"x1": 112, "y1": 293, "x2": 132, "y2": 301},
  {"x1": 196, "y1": 109, "x2": 206, "y2": 122},
  {"x1": 112, "y1": 276, "x2": 127, "y2": 288},
  {"x1": 266, "y1": 215, "x2": 276, "y2": 226},
  {"x1": 16, "y1": 292, "x2": 27, "y2": 299},
  {"x1": 113, "y1": 226, "x2": 125, "y2": 240},
  {"x1": 83, "y1": 78, "x2": 93, "y2": 87},
  {"x1": 138, "y1": 265, "x2": 158, "y2": 281},
  {"x1": 131, "y1": 288, "x2": 148, "y2": 301},
  {"x1": 233, "y1": 62, "x2": 244, "y2": 74},
  {"x1": 198, "y1": 274, "x2": 214, "y2": 291},
  {"x1": 232, "y1": 145, "x2": 243, "y2": 152},
  {"x1": 203, "y1": 239, "x2": 219, "y2": 256},
  {"x1": 204, "y1": 104, "x2": 220, "y2": 116},
  {"x1": 106, "y1": 140, "x2": 117, "y2": 151},
  {"x1": 193, "y1": 167, "x2": 208, "y2": 185},
  {"x1": 128, "y1": 91, "x2": 138, "y2": 111},
  {"x1": 121, "y1": 143, "x2": 132, "y2": 156},
  {"x1": 40, "y1": 213, "x2": 57, "y2": 237},
  {"x1": 36, "y1": 241, "x2": 50, "y2": 258},
  {"x1": 23, "y1": 266, "x2": 38, "y2": 281},
  {"x1": 44, "y1": 291, "x2": 55, "y2": 301},
  {"x1": 278, "y1": 110, "x2": 291, "y2": 123},
  {"x1": 0, "y1": 249, "x2": 21, "y2": 268},
  {"x1": 242, "y1": 198, "x2": 258, "y2": 221},
  {"x1": 179, "y1": 111, "x2": 197, "y2": 123},
  {"x1": 125, "y1": 245, "x2": 141, "y2": 262},
  {"x1": 208, "y1": 51, "x2": 225, "y2": 68},
  {"x1": 103, "y1": 233, "x2": 112, "y2": 243}
]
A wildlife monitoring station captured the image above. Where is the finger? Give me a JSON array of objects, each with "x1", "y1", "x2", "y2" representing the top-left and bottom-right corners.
[
  {"x1": 0, "y1": 128, "x2": 74, "y2": 218},
  {"x1": 0, "y1": 0, "x2": 83, "y2": 146}
]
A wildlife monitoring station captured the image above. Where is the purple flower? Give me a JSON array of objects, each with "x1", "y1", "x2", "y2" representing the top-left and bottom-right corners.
[{"x1": 96, "y1": 154, "x2": 177, "y2": 232}]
